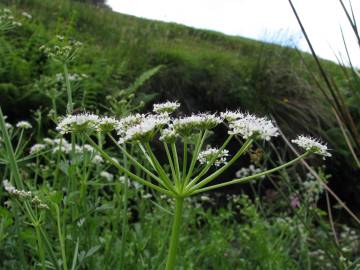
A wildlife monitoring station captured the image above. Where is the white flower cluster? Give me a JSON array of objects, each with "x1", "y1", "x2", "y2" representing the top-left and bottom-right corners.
[
  {"x1": 173, "y1": 113, "x2": 222, "y2": 136},
  {"x1": 56, "y1": 114, "x2": 122, "y2": 134},
  {"x1": 100, "y1": 171, "x2": 114, "y2": 182},
  {"x1": 37, "y1": 137, "x2": 102, "y2": 163},
  {"x1": 16, "y1": 121, "x2": 32, "y2": 129},
  {"x1": 39, "y1": 35, "x2": 82, "y2": 63},
  {"x1": 221, "y1": 110, "x2": 244, "y2": 122},
  {"x1": 0, "y1": 8, "x2": 22, "y2": 29},
  {"x1": 302, "y1": 179, "x2": 324, "y2": 203},
  {"x1": 119, "y1": 176, "x2": 142, "y2": 189},
  {"x1": 227, "y1": 113, "x2": 278, "y2": 141},
  {"x1": 55, "y1": 103, "x2": 330, "y2": 158},
  {"x1": 159, "y1": 127, "x2": 178, "y2": 143},
  {"x1": 3, "y1": 180, "x2": 48, "y2": 209},
  {"x1": 117, "y1": 113, "x2": 170, "y2": 143},
  {"x1": 292, "y1": 135, "x2": 331, "y2": 157},
  {"x1": 97, "y1": 116, "x2": 120, "y2": 132},
  {"x1": 198, "y1": 147, "x2": 229, "y2": 167},
  {"x1": 56, "y1": 113, "x2": 99, "y2": 134},
  {"x1": 3, "y1": 180, "x2": 32, "y2": 198},
  {"x1": 55, "y1": 72, "x2": 87, "y2": 82},
  {"x1": 21, "y1": 12, "x2": 32, "y2": 20},
  {"x1": 153, "y1": 101, "x2": 180, "y2": 114},
  {"x1": 235, "y1": 164, "x2": 265, "y2": 179},
  {"x1": 30, "y1": 143, "x2": 46, "y2": 155},
  {"x1": 5, "y1": 122, "x2": 12, "y2": 129}
]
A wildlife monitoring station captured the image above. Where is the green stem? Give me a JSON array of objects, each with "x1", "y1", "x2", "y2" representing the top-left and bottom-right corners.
[
  {"x1": 183, "y1": 131, "x2": 206, "y2": 187},
  {"x1": 171, "y1": 143, "x2": 181, "y2": 189},
  {"x1": 119, "y1": 147, "x2": 129, "y2": 270},
  {"x1": 191, "y1": 152, "x2": 310, "y2": 194},
  {"x1": 165, "y1": 197, "x2": 184, "y2": 270},
  {"x1": 85, "y1": 135, "x2": 174, "y2": 196},
  {"x1": 144, "y1": 142, "x2": 176, "y2": 192},
  {"x1": 108, "y1": 134, "x2": 168, "y2": 189},
  {"x1": 188, "y1": 138, "x2": 253, "y2": 192},
  {"x1": 55, "y1": 204, "x2": 68, "y2": 270},
  {"x1": 164, "y1": 143, "x2": 177, "y2": 185},
  {"x1": 64, "y1": 63, "x2": 73, "y2": 114},
  {"x1": 182, "y1": 141, "x2": 187, "y2": 186},
  {"x1": 51, "y1": 97, "x2": 58, "y2": 119},
  {"x1": 14, "y1": 129, "x2": 24, "y2": 156},
  {"x1": 35, "y1": 225, "x2": 46, "y2": 270},
  {"x1": 185, "y1": 135, "x2": 234, "y2": 190}
]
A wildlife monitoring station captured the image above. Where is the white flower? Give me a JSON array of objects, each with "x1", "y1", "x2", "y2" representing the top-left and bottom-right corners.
[
  {"x1": 3, "y1": 180, "x2": 32, "y2": 198},
  {"x1": 5, "y1": 123, "x2": 12, "y2": 129},
  {"x1": 235, "y1": 164, "x2": 265, "y2": 179},
  {"x1": 97, "y1": 116, "x2": 119, "y2": 132},
  {"x1": 200, "y1": 195, "x2": 211, "y2": 202},
  {"x1": 56, "y1": 113, "x2": 99, "y2": 134},
  {"x1": 122, "y1": 119, "x2": 156, "y2": 143},
  {"x1": 51, "y1": 138, "x2": 72, "y2": 154},
  {"x1": 43, "y1": 138, "x2": 55, "y2": 145},
  {"x1": 143, "y1": 193, "x2": 152, "y2": 199},
  {"x1": 100, "y1": 171, "x2": 114, "y2": 182},
  {"x1": 153, "y1": 101, "x2": 180, "y2": 114},
  {"x1": 292, "y1": 135, "x2": 331, "y2": 157},
  {"x1": 21, "y1": 12, "x2": 32, "y2": 19},
  {"x1": 221, "y1": 110, "x2": 244, "y2": 122},
  {"x1": 132, "y1": 181, "x2": 142, "y2": 189},
  {"x1": 16, "y1": 121, "x2": 32, "y2": 129},
  {"x1": 92, "y1": 155, "x2": 104, "y2": 163},
  {"x1": 30, "y1": 144, "x2": 46, "y2": 155},
  {"x1": 83, "y1": 144, "x2": 95, "y2": 153},
  {"x1": 159, "y1": 127, "x2": 178, "y2": 143},
  {"x1": 198, "y1": 147, "x2": 229, "y2": 167},
  {"x1": 56, "y1": 35, "x2": 65, "y2": 41},
  {"x1": 173, "y1": 113, "x2": 222, "y2": 135},
  {"x1": 118, "y1": 114, "x2": 169, "y2": 143},
  {"x1": 116, "y1": 114, "x2": 144, "y2": 134},
  {"x1": 119, "y1": 176, "x2": 131, "y2": 186},
  {"x1": 228, "y1": 114, "x2": 278, "y2": 141}
]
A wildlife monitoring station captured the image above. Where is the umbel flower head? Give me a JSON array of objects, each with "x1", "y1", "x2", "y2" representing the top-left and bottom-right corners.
[
  {"x1": 16, "y1": 121, "x2": 32, "y2": 129},
  {"x1": 30, "y1": 144, "x2": 46, "y2": 155},
  {"x1": 221, "y1": 110, "x2": 244, "y2": 122},
  {"x1": 292, "y1": 135, "x2": 331, "y2": 157},
  {"x1": 97, "y1": 116, "x2": 120, "y2": 133},
  {"x1": 40, "y1": 35, "x2": 82, "y2": 64},
  {"x1": 198, "y1": 147, "x2": 229, "y2": 167},
  {"x1": 0, "y1": 8, "x2": 22, "y2": 32},
  {"x1": 56, "y1": 113, "x2": 99, "y2": 134},
  {"x1": 227, "y1": 113, "x2": 279, "y2": 141},
  {"x1": 172, "y1": 113, "x2": 222, "y2": 136},
  {"x1": 117, "y1": 113, "x2": 170, "y2": 144},
  {"x1": 153, "y1": 101, "x2": 180, "y2": 114}
]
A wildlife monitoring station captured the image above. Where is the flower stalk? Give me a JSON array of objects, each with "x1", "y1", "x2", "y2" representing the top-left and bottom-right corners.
[{"x1": 165, "y1": 197, "x2": 184, "y2": 270}]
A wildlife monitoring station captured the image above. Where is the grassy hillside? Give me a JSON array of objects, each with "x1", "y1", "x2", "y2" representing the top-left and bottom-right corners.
[
  {"x1": 1, "y1": 0, "x2": 342, "y2": 137},
  {"x1": 4, "y1": 0, "x2": 358, "y2": 179}
]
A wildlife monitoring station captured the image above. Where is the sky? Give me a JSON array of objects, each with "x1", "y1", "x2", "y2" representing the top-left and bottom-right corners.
[{"x1": 108, "y1": 0, "x2": 360, "y2": 66}]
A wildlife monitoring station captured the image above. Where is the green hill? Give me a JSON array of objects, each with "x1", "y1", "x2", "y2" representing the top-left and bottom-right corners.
[{"x1": 0, "y1": 0, "x2": 342, "y2": 139}]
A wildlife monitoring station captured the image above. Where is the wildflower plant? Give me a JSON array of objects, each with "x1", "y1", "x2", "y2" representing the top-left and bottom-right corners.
[
  {"x1": 56, "y1": 101, "x2": 331, "y2": 270},
  {"x1": 0, "y1": 8, "x2": 21, "y2": 33},
  {"x1": 40, "y1": 35, "x2": 83, "y2": 114}
]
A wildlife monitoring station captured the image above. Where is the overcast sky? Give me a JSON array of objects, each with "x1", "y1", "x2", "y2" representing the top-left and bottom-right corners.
[{"x1": 108, "y1": 0, "x2": 360, "y2": 66}]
